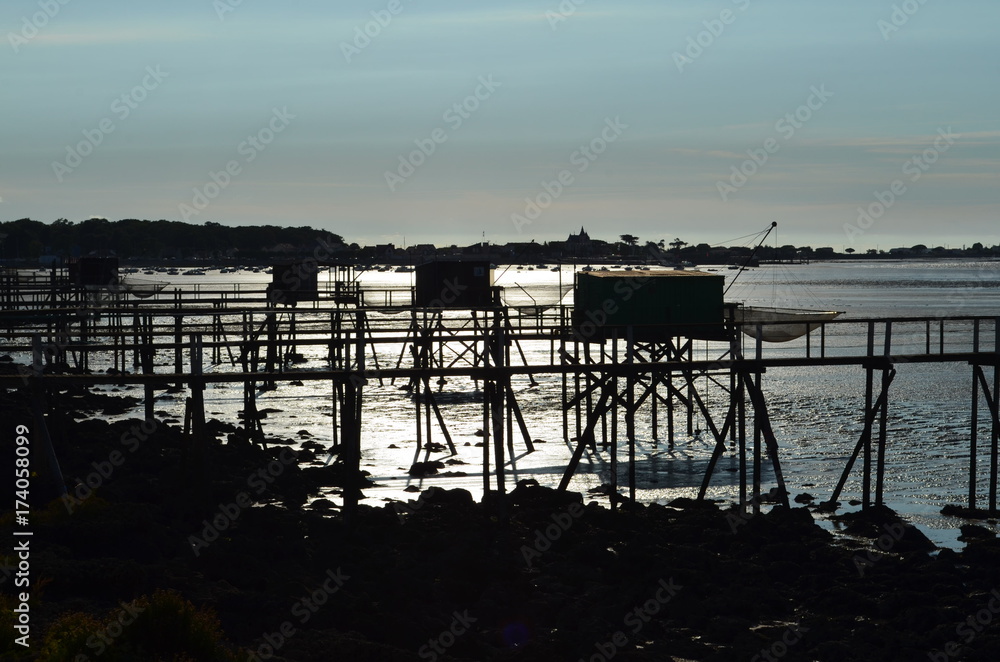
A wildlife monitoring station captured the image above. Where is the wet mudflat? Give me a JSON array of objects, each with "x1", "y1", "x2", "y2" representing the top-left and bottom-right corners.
[{"x1": 5, "y1": 385, "x2": 1000, "y2": 662}]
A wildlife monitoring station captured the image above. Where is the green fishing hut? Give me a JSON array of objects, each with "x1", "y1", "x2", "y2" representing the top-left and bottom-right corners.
[{"x1": 572, "y1": 270, "x2": 728, "y2": 340}]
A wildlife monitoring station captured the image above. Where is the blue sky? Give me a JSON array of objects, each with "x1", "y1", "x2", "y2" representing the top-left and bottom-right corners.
[{"x1": 1, "y1": 0, "x2": 997, "y2": 251}]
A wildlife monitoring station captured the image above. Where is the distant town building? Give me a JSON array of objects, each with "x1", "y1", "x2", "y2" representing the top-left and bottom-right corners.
[
  {"x1": 565, "y1": 227, "x2": 594, "y2": 255},
  {"x1": 406, "y1": 244, "x2": 437, "y2": 257}
]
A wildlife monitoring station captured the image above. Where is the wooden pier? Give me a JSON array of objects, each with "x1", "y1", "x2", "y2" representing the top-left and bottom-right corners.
[{"x1": 2, "y1": 265, "x2": 998, "y2": 522}]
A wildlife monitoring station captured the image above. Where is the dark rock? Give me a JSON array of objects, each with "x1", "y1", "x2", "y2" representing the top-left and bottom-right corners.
[
  {"x1": 418, "y1": 486, "x2": 474, "y2": 507},
  {"x1": 408, "y1": 461, "x2": 444, "y2": 477},
  {"x1": 510, "y1": 480, "x2": 583, "y2": 509},
  {"x1": 942, "y1": 504, "x2": 993, "y2": 519},
  {"x1": 834, "y1": 504, "x2": 936, "y2": 553},
  {"x1": 959, "y1": 524, "x2": 996, "y2": 541}
]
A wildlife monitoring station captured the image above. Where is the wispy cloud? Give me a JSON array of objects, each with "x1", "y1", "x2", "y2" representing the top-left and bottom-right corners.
[
  {"x1": 669, "y1": 148, "x2": 745, "y2": 159},
  {"x1": 34, "y1": 27, "x2": 208, "y2": 46}
]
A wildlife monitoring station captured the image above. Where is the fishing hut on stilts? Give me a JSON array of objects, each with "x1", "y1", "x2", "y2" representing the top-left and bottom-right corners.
[
  {"x1": 398, "y1": 259, "x2": 537, "y2": 495},
  {"x1": 557, "y1": 267, "x2": 794, "y2": 513}
]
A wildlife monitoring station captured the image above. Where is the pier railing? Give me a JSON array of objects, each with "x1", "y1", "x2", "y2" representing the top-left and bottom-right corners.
[{"x1": 2, "y1": 292, "x2": 999, "y2": 520}]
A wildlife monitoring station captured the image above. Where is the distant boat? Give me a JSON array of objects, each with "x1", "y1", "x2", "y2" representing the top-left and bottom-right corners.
[{"x1": 735, "y1": 306, "x2": 841, "y2": 343}]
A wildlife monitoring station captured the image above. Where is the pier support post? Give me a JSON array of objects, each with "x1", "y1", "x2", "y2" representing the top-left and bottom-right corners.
[
  {"x1": 969, "y1": 360, "x2": 1000, "y2": 512},
  {"x1": 827, "y1": 360, "x2": 895, "y2": 510}
]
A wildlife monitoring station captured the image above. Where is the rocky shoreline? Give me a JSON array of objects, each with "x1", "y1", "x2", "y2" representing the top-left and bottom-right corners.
[{"x1": 4, "y1": 387, "x2": 1000, "y2": 661}]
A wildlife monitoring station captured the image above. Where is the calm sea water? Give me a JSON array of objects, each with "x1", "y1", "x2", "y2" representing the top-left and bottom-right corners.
[{"x1": 77, "y1": 260, "x2": 1000, "y2": 546}]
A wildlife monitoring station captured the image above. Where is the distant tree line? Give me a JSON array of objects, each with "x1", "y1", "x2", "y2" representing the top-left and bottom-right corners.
[
  {"x1": 0, "y1": 218, "x2": 344, "y2": 261},
  {"x1": 2, "y1": 218, "x2": 995, "y2": 264}
]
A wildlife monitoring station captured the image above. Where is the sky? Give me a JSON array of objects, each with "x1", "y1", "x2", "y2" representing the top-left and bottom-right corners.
[{"x1": 1, "y1": 0, "x2": 998, "y2": 252}]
